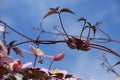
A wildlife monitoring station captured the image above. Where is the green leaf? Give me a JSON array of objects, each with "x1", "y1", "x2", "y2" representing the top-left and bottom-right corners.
[
  {"x1": 13, "y1": 47, "x2": 24, "y2": 58},
  {"x1": 60, "y1": 8, "x2": 75, "y2": 15},
  {"x1": 43, "y1": 11, "x2": 57, "y2": 19}
]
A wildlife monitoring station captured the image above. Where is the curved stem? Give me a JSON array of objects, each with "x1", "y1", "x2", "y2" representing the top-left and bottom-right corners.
[
  {"x1": 49, "y1": 60, "x2": 54, "y2": 70},
  {"x1": 97, "y1": 27, "x2": 111, "y2": 40},
  {"x1": 90, "y1": 43, "x2": 120, "y2": 57},
  {"x1": 34, "y1": 56, "x2": 38, "y2": 67},
  {"x1": 87, "y1": 28, "x2": 91, "y2": 41},
  {"x1": 38, "y1": 28, "x2": 120, "y2": 43},
  {"x1": 90, "y1": 45, "x2": 112, "y2": 54},
  {"x1": 80, "y1": 22, "x2": 86, "y2": 39},
  {"x1": 12, "y1": 40, "x2": 32, "y2": 47},
  {"x1": 58, "y1": 12, "x2": 70, "y2": 39}
]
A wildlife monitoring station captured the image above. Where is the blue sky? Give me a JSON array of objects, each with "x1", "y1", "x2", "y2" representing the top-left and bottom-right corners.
[{"x1": 0, "y1": 0, "x2": 120, "y2": 80}]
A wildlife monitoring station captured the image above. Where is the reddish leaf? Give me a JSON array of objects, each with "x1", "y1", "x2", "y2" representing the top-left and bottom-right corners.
[
  {"x1": 60, "y1": 8, "x2": 75, "y2": 15},
  {"x1": 43, "y1": 11, "x2": 57, "y2": 19},
  {"x1": 13, "y1": 47, "x2": 24, "y2": 58},
  {"x1": 78, "y1": 17, "x2": 86, "y2": 22},
  {"x1": 49, "y1": 8, "x2": 57, "y2": 11},
  {"x1": 9, "y1": 40, "x2": 17, "y2": 47}
]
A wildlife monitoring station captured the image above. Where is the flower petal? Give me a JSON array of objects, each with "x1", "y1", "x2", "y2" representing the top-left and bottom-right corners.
[
  {"x1": 0, "y1": 42, "x2": 8, "y2": 56},
  {"x1": 0, "y1": 56, "x2": 14, "y2": 65},
  {"x1": 22, "y1": 62, "x2": 32, "y2": 68}
]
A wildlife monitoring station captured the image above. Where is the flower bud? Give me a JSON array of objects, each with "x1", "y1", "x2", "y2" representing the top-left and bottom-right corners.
[
  {"x1": 54, "y1": 53, "x2": 65, "y2": 61},
  {"x1": 13, "y1": 59, "x2": 23, "y2": 71}
]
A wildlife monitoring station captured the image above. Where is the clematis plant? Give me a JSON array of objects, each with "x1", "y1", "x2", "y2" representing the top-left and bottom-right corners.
[
  {"x1": 22, "y1": 45, "x2": 65, "y2": 68},
  {"x1": 0, "y1": 6, "x2": 119, "y2": 80}
]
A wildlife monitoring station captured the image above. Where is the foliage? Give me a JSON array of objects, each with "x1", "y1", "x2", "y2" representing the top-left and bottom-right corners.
[{"x1": 0, "y1": 6, "x2": 120, "y2": 80}]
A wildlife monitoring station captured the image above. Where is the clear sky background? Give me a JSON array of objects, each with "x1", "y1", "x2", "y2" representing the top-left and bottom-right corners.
[{"x1": 0, "y1": 0, "x2": 120, "y2": 80}]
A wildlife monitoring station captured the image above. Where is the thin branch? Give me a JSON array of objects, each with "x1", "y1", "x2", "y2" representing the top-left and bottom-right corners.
[
  {"x1": 0, "y1": 20, "x2": 33, "y2": 41},
  {"x1": 37, "y1": 27, "x2": 120, "y2": 43},
  {"x1": 58, "y1": 12, "x2": 70, "y2": 39},
  {"x1": 90, "y1": 43, "x2": 120, "y2": 57}
]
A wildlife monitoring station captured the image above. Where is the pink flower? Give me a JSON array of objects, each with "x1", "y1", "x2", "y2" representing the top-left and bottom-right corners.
[
  {"x1": 22, "y1": 45, "x2": 54, "y2": 59},
  {"x1": 0, "y1": 56, "x2": 14, "y2": 66},
  {"x1": 13, "y1": 59, "x2": 23, "y2": 71},
  {"x1": 12, "y1": 59, "x2": 32, "y2": 71},
  {"x1": 0, "y1": 42, "x2": 14, "y2": 66},
  {"x1": 54, "y1": 53, "x2": 65, "y2": 61},
  {"x1": 0, "y1": 42, "x2": 8, "y2": 56},
  {"x1": 23, "y1": 46, "x2": 65, "y2": 61}
]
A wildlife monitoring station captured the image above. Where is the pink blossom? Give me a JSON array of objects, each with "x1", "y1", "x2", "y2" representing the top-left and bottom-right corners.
[
  {"x1": 12, "y1": 59, "x2": 32, "y2": 71},
  {"x1": 0, "y1": 42, "x2": 14, "y2": 66},
  {"x1": 22, "y1": 45, "x2": 54, "y2": 59},
  {"x1": 0, "y1": 56, "x2": 14, "y2": 66},
  {"x1": 13, "y1": 59, "x2": 23, "y2": 71},
  {"x1": 0, "y1": 42, "x2": 8, "y2": 56}
]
